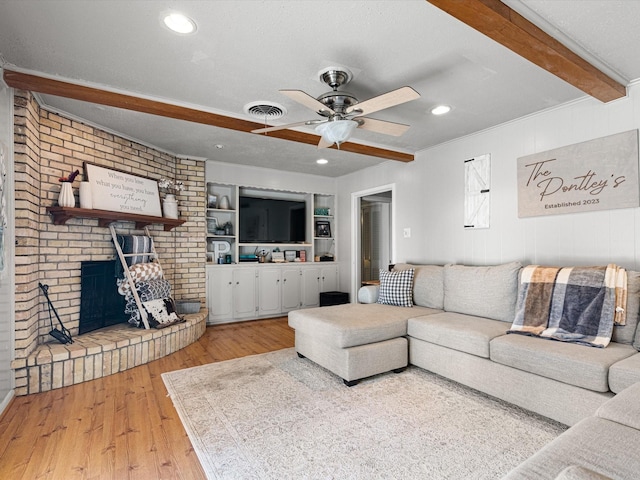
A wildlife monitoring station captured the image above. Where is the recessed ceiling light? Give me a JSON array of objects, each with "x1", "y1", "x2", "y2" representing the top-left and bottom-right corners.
[
  {"x1": 162, "y1": 12, "x2": 197, "y2": 34},
  {"x1": 431, "y1": 105, "x2": 451, "y2": 116},
  {"x1": 316, "y1": 159, "x2": 329, "y2": 165},
  {"x1": 215, "y1": 144, "x2": 224, "y2": 149}
]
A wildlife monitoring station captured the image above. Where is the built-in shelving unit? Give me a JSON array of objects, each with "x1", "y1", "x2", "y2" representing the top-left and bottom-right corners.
[
  {"x1": 205, "y1": 183, "x2": 336, "y2": 264},
  {"x1": 46, "y1": 206, "x2": 185, "y2": 231},
  {"x1": 313, "y1": 193, "x2": 335, "y2": 262},
  {"x1": 206, "y1": 183, "x2": 237, "y2": 263}
]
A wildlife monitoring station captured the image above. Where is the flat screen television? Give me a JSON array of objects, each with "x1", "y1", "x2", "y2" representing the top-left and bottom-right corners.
[{"x1": 239, "y1": 195, "x2": 306, "y2": 243}]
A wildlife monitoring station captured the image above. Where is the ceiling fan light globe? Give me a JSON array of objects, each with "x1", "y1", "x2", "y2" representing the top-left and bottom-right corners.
[{"x1": 315, "y1": 120, "x2": 358, "y2": 146}]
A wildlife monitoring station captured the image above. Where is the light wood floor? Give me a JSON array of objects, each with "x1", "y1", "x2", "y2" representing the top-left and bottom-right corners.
[{"x1": 0, "y1": 317, "x2": 295, "y2": 480}]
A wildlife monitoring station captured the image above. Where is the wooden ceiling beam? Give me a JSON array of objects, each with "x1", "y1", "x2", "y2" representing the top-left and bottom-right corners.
[
  {"x1": 2, "y1": 69, "x2": 414, "y2": 163},
  {"x1": 426, "y1": 0, "x2": 626, "y2": 103}
]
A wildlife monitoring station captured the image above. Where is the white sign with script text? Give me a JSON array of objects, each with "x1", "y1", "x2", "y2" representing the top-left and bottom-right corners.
[
  {"x1": 517, "y1": 130, "x2": 639, "y2": 218},
  {"x1": 85, "y1": 163, "x2": 162, "y2": 216}
]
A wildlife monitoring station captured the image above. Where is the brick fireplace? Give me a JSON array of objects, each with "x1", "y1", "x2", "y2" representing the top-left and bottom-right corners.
[{"x1": 11, "y1": 90, "x2": 208, "y2": 395}]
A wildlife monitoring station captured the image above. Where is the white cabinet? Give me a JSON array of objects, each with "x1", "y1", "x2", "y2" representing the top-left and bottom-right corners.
[
  {"x1": 320, "y1": 266, "x2": 338, "y2": 292},
  {"x1": 301, "y1": 265, "x2": 339, "y2": 307},
  {"x1": 206, "y1": 263, "x2": 339, "y2": 323},
  {"x1": 258, "y1": 268, "x2": 281, "y2": 316},
  {"x1": 207, "y1": 267, "x2": 234, "y2": 322},
  {"x1": 302, "y1": 267, "x2": 321, "y2": 307},
  {"x1": 233, "y1": 267, "x2": 257, "y2": 319},
  {"x1": 282, "y1": 268, "x2": 302, "y2": 312}
]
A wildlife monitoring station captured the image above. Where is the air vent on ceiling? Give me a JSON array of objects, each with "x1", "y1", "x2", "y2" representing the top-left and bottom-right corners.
[{"x1": 243, "y1": 101, "x2": 286, "y2": 120}]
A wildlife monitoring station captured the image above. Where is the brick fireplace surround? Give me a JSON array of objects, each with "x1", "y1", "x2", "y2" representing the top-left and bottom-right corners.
[{"x1": 11, "y1": 90, "x2": 207, "y2": 395}]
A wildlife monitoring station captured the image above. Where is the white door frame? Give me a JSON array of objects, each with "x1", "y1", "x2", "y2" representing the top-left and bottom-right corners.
[{"x1": 350, "y1": 183, "x2": 396, "y2": 298}]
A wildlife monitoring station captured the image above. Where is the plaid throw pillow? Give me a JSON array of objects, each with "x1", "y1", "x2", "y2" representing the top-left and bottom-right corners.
[{"x1": 377, "y1": 268, "x2": 415, "y2": 307}]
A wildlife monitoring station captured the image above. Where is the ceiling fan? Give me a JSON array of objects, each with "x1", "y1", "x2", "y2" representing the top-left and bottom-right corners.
[{"x1": 252, "y1": 67, "x2": 421, "y2": 149}]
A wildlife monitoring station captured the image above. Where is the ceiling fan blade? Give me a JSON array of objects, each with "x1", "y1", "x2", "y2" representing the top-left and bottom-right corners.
[
  {"x1": 357, "y1": 117, "x2": 411, "y2": 136},
  {"x1": 281, "y1": 89, "x2": 335, "y2": 115},
  {"x1": 252, "y1": 120, "x2": 318, "y2": 134},
  {"x1": 347, "y1": 86, "x2": 420, "y2": 116}
]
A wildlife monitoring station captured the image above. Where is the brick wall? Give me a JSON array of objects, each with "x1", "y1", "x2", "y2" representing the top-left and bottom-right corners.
[{"x1": 13, "y1": 90, "x2": 206, "y2": 364}]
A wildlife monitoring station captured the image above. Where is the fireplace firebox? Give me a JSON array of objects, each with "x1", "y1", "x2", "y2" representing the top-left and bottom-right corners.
[{"x1": 79, "y1": 260, "x2": 128, "y2": 334}]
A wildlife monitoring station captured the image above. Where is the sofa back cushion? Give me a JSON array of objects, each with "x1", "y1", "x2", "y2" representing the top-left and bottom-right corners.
[
  {"x1": 621, "y1": 270, "x2": 640, "y2": 348},
  {"x1": 393, "y1": 263, "x2": 444, "y2": 309},
  {"x1": 444, "y1": 262, "x2": 522, "y2": 322}
]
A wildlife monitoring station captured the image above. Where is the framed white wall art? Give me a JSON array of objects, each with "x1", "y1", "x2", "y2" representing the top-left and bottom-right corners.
[
  {"x1": 464, "y1": 154, "x2": 491, "y2": 229},
  {"x1": 517, "y1": 130, "x2": 639, "y2": 218},
  {"x1": 85, "y1": 163, "x2": 162, "y2": 216}
]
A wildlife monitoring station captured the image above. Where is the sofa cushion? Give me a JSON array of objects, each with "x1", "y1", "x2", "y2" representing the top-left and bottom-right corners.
[
  {"x1": 288, "y1": 303, "x2": 441, "y2": 349},
  {"x1": 443, "y1": 262, "x2": 521, "y2": 322},
  {"x1": 393, "y1": 263, "x2": 444, "y2": 309},
  {"x1": 608, "y1": 353, "x2": 640, "y2": 393},
  {"x1": 377, "y1": 268, "x2": 414, "y2": 307},
  {"x1": 408, "y1": 312, "x2": 508, "y2": 358},
  {"x1": 596, "y1": 381, "x2": 640, "y2": 429},
  {"x1": 613, "y1": 269, "x2": 640, "y2": 345},
  {"x1": 503, "y1": 417, "x2": 640, "y2": 480},
  {"x1": 554, "y1": 466, "x2": 614, "y2": 480},
  {"x1": 490, "y1": 334, "x2": 637, "y2": 392}
]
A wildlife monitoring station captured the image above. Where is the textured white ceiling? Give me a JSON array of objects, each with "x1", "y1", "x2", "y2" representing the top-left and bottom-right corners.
[{"x1": 1, "y1": 0, "x2": 638, "y2": 177}]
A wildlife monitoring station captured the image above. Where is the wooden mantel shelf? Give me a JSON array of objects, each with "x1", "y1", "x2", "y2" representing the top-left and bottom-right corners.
[{"x1": 46, "y1": 206, "x2": 186, "y2": 231}]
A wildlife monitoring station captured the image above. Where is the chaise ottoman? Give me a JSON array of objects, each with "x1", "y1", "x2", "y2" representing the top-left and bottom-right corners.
[{"x1": 288, "y1": 303, "x2": 438, "y2": 386}]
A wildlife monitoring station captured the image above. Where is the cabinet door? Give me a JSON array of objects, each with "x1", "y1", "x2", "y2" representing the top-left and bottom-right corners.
[
  {"x1": 258, "y1": 268, "x2": 281, "y2": 316},
  {"x1": 282, "y1": 268, "x2": 301, "y2": 312},
  {"x1": 320, "y1": 266, "x2": 338, "y2": 292},
  {"x1": 301, "y1": 267, "x2": 321, "y2": 307},
  {"x1": 207, "y1": 268, "x2": 234, "y2": 323},
  {"x1": 233, "y1": 268, "x2": 257, "y2": 319}
]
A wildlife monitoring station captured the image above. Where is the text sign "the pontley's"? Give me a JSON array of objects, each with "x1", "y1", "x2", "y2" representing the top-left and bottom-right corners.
[{"x1": 517, "y1": 130, "x2": 639, "y2": 218}]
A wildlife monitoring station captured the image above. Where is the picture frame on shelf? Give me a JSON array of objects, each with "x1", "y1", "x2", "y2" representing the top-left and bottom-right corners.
[
  {"x1": 284, "y1": 250, "x2": 296, "y2": 262},
  {"x1": 207, "y1": 194, "x2": 218, "y2": 209},
  {"x1": 206, "y1": 217, "x2": 218, "y2": 233},
  {"x1": 315, "y1": 220, "x2": 331, "y2": 237}
]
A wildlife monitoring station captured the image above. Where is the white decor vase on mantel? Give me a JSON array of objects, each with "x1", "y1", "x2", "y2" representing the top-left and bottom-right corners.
[
  {"x1": 79, "y1": 181, "x2": 93, "y2": 209},
  {"x1": 163, "y1": 194, "x2": 179, "y2": 219},
  {"x1": 58, "y1": 182, "x2": 75, "y2": 208}
]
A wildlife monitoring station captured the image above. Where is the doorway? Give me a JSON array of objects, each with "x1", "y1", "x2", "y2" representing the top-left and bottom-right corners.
[{"x1": 351, "y1": 185, "x2": 395, "y2": 296}]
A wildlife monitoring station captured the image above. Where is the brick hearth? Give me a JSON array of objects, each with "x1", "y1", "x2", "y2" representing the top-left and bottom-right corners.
[{"x1": 12, "y1": 310, "x2": 207, "y2": 395}]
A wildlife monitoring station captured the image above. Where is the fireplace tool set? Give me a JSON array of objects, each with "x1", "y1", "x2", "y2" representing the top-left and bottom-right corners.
[{"x1": 39, "y1": 282, "x2": 73, "y2": 344}]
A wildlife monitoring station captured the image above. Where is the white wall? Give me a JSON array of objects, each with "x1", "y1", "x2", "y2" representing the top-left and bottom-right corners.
[
  {"x1": 0, "y1": 74, "x2": 15, "y2": 413},
  {"x1": 337, "y1": 82, "x2": 640, "y2": 297},
  {"x1": 206, "y1": 160, "x2": 337, "y2": 195}
]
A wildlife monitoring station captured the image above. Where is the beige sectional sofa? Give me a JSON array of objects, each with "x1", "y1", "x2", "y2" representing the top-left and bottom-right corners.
[
  {"x1": 290, "y1": 262, "x2": 640, "y2": 425},
  {"x1": 288, "y1": 261, "x2": 640, "y2": 478}
]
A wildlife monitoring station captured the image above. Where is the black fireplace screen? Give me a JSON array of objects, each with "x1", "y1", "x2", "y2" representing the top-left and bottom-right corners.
[{"x1": 79, "y1": 260, "x2": 127, "y2": 335}]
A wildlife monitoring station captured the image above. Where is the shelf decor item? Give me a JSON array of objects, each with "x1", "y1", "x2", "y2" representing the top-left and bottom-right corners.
[
  {"x1": 207, "y1": 184, "x2": 218, "y2": 208},
  {"x1": 162, "y1": 194, "x2": 179, "y2": 219},
  {"x1": 79, "y1": 181, "x2": 93, "y2": 209},
  {"x1": 218, "y1": 195, "x2": 230, "y2": 210},
  {"x1": 315, "y1": 220, "x2": 331, "y2": 237},
  {"x1": 58, "y1": 168, "x2": 79, "y2": 208},
  {"x1": 158, "y1": 177, "x2": 185, "y2": 219}
]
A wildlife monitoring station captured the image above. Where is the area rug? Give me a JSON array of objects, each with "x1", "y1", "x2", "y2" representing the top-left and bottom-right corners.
[{"x1": 162, "y1": 348, "x2": 566, "y2": 479}]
